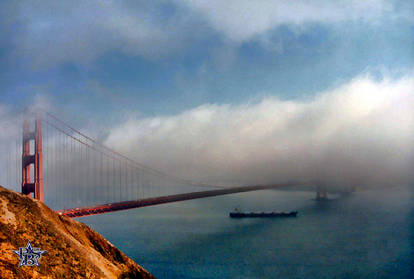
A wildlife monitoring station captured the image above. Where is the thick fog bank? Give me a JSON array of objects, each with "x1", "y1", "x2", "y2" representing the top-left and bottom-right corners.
[{"x1": 105, "y1": 74, "x2": 414, "y2": 189}]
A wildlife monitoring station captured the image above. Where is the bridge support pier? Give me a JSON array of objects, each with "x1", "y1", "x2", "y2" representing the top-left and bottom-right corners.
[
  {"x1": 22, "y1": 111, "x2": 43, "y2": 202},
  {"x1": 316, "y1": 184, "x2": 328, "y2": 201}
]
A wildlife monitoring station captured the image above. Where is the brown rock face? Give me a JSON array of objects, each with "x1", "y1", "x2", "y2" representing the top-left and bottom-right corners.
[{"x1": 0, "y1": 185, "x2": 155, "y2": 279}]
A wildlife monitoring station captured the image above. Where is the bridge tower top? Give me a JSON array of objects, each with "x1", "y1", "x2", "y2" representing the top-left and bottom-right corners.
[{"x1": 21, "y1": 111, "x2": 43, "y2": 202}]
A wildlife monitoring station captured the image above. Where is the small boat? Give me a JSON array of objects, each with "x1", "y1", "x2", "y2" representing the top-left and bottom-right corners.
[{"x1": 229, "y1": 209, "x2": 298, "y2": 218}]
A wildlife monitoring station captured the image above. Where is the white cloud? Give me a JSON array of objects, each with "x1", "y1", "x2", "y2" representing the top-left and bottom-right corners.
[
  {"x1": 105, "y1": 73, "x2": 414, "y2": 188},
  {"x1": 3, "y1": 0, "x2": 411, "y2": 68},
  {"x1": 178, "y1": 0, "x2": 395, "y2": 42}
]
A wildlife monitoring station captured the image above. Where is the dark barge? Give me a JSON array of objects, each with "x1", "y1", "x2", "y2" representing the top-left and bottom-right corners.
[{"x1": 229, "y1": 211, "x2": 298, "y2": 218}]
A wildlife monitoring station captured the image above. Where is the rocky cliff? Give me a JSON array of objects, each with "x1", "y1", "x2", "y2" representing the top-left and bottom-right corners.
[{"x1": 0, "y1": 185, "x2": 155, "y2": 279}]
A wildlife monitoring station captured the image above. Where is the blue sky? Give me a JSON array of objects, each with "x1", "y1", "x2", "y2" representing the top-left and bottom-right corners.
[{"x1": 0, "y1": 0, "x2": 412, "y2": 120}]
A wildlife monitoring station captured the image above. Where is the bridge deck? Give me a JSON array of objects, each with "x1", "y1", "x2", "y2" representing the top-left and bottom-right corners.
[{"x1": 57, "y1": 182, "x2": 298, "y2": 218}]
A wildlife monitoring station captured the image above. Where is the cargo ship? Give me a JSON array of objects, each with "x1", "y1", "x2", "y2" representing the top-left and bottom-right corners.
[{"x1": 229, "y1": 210, "x2": 298, "y2": 218}]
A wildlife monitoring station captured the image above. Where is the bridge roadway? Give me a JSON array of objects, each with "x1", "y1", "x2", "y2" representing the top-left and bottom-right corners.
[{"x1": 57, "y1": 182, "x2": 300, "y2": 218}]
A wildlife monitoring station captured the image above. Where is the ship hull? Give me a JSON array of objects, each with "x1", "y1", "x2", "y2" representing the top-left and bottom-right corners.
[{"x1": 229, "y1": 211, "x2": 297, "y2": 218}]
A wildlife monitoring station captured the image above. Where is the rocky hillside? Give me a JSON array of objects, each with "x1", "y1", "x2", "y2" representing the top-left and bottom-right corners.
[{"x1": 0, "y1": 185, "x2": 155, "y2": 279}]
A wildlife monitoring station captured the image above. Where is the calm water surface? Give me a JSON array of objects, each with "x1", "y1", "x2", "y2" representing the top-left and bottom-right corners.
[{"x1": 82, "y1": 186, "x2": 413, "y2": 279}]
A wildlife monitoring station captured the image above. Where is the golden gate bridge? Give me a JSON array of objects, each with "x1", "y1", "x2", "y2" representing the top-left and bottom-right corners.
[{"x1": 0, "y1": 110, "x2": 323, "y2": 218}]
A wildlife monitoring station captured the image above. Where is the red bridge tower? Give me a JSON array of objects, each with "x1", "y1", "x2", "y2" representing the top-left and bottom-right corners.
[{"x1": 22, "y1": 112, "x2": 43, "y2": 202}]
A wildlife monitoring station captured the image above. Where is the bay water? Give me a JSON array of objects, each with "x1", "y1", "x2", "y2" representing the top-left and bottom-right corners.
[{"x1": 82, "y1": 186, "x2": 413, "y2": 278}]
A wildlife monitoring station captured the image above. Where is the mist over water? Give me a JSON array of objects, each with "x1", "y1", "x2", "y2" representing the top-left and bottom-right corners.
[{"x1": 83, "y1": 185, "x2": 413, "y2": 279}]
